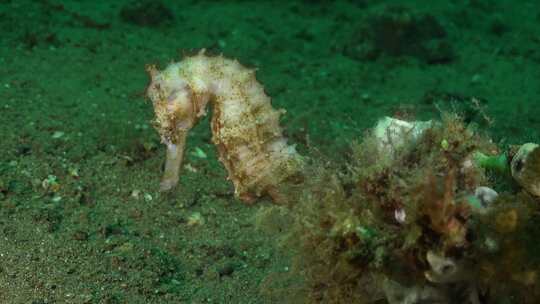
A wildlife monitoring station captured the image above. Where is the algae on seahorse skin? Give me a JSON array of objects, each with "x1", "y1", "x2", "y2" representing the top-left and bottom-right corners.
[{"x1": 146, "y1": 51, "x2": 303, "y2": 203}]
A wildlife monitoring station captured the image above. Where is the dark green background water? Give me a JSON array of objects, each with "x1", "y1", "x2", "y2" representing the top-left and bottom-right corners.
[{"x1": 1, "y1": 0, "x2": 539, "y2": 303}]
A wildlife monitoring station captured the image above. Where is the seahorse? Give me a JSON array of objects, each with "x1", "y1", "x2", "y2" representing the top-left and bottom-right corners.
[{"x1": 145, "y1": 50, "x2": 302, "y2": 203}]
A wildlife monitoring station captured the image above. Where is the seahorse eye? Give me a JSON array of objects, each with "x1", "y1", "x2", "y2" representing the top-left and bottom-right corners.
[
  {"x1": 440, "y1": 263, "x2": 454, "y2": 275},
  {"x1": 514, "y1": 159, "x2": 524, "y2": 172}
]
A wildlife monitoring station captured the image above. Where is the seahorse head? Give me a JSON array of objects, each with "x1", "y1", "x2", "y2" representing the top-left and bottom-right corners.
[{"x1": 145, "y1": 63, "x2": 197, "y2": 145}]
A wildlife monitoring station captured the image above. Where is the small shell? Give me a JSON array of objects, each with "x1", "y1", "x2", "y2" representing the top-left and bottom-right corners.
[
  {"x1": 471, "y1": 186, "x2": 498, "y2": 213},
  {"x1": 394, "y1": 208, "x2": 407, "y2": 224},
  {"x1": 425, "y1": 251, "x2": 463, "y2": 284},
  {"x1": 383, "y1": 278, "x2": 448, "y2": 304},
  {"x1": 373, "y1": 117, "x2": 432, "y2": 157}
]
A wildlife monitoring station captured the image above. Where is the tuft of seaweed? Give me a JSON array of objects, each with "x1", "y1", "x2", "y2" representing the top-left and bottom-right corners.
[{"x1": 262, "y1": 113, "x2": 540, "y2": 303}]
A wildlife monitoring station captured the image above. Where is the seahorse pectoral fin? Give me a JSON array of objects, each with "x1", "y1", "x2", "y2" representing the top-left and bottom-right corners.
[{"x1": 160, "y1": 132, "x2": 188, "y2": 192}]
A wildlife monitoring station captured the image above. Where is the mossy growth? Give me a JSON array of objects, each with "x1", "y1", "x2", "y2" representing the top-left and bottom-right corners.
[
  {"x1": 470, "y1": 191, "x2": 540, "y2": 302},
  {"x1": 260, "y1": 113, "x2": 540, "y2": 303}
]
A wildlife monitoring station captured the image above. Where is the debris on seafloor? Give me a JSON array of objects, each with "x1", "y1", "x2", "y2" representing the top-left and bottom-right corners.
[
  {"x1": 342, "y1": 5, "x2": 455, "y2": 64},
  {"x1": 263, "y1": 114, "x2": 540, "y2": 304}
]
